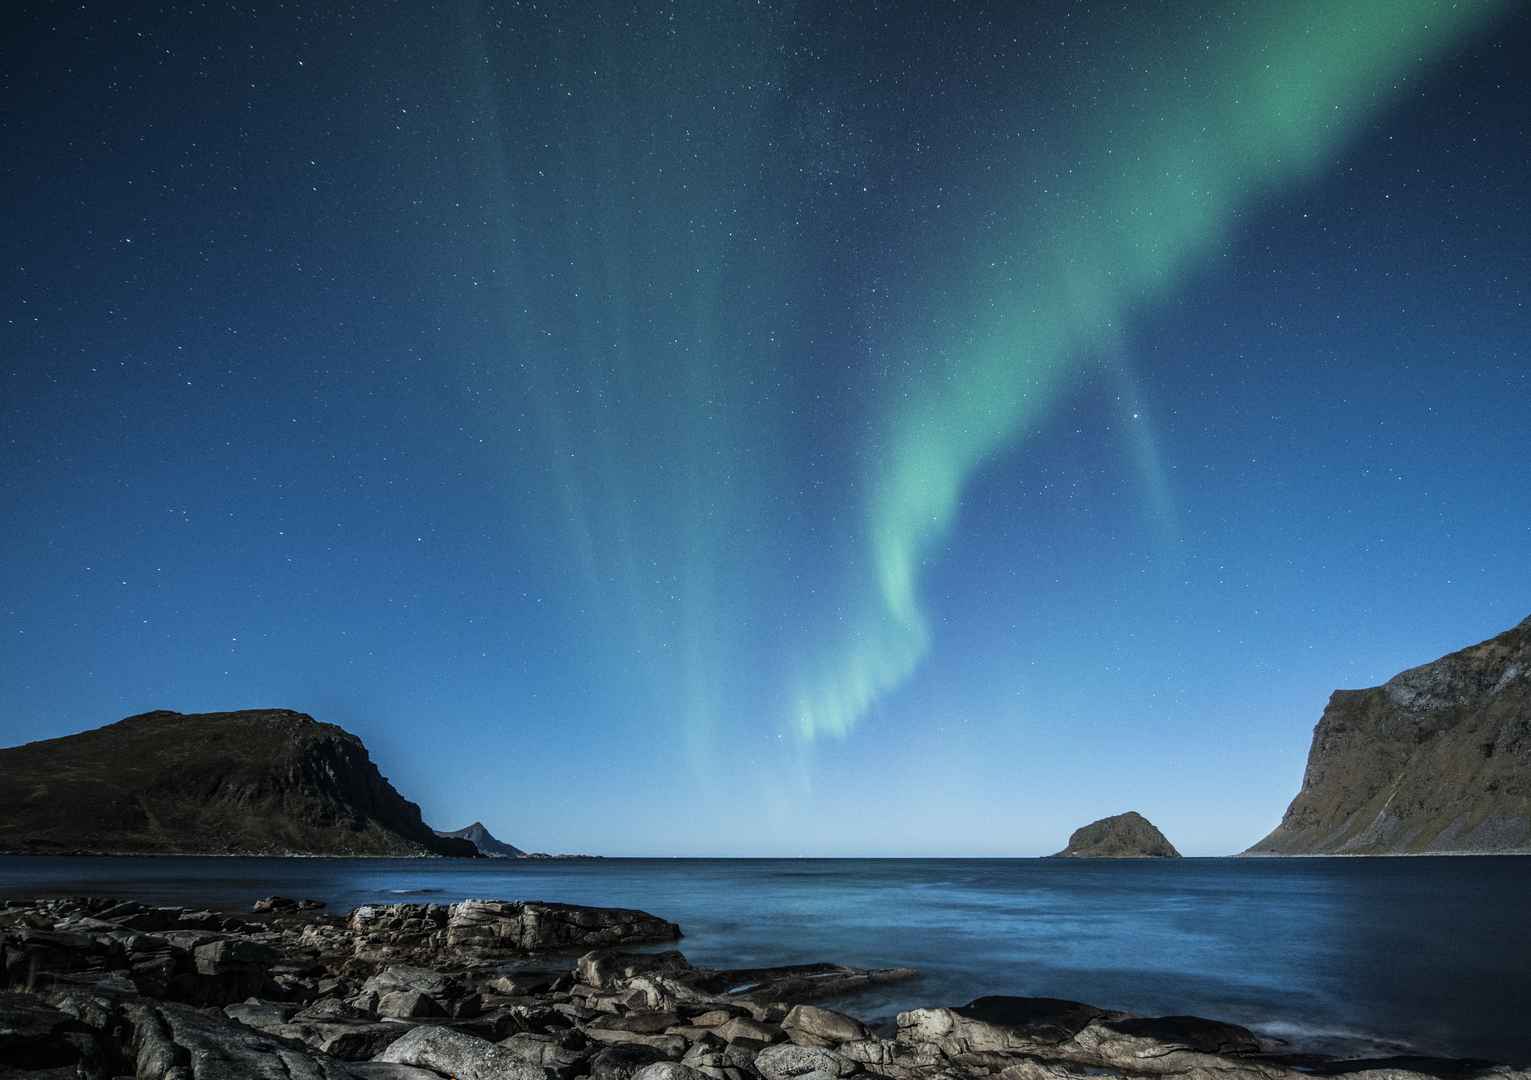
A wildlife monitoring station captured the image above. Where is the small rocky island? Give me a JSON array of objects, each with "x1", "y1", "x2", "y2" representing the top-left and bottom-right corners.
[
  {"x1": 1049, "y1": 811, "x2": 1181, "y2": 858},
  {"x1": 2, "y1": 893, "x2": 1523, "y2": 1079},
  {"x1": 436, "y1": 822, "x2": 529, "y2": 859}
]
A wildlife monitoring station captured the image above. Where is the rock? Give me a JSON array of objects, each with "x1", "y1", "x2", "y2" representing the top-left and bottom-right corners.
[
  {"x1": 0, "y1": 927, "x2": 121, "y2": 992},
  {"x1": 193, "y1": 937, "x2": 279, "y2": 974},
  {"x1": 782, "y1": 1005, "x2": 867, "y2": 1048},
  {"x1": 1248, "y1": 614, "x2": 1531, "y2": 854},
  {"x1": 447, "y1": 900, "x2": 683, "y2": 953},
  {"x1": 288, "y1": 1019, "x2": 413, "y2": 1060},
  {"x1": 585, "y1": 1027, "x2": 689, "y2": 1056},
  {"x1": 253, "y1": 896, "x2": 327, "y2": 914},
  {"x1": 681, "y1": 1041, "x2": 763, "y2": 1080},
  {"x1": 702, "y1": 963, "x2": 918, "y2": 1006},
  {"x1": 592, "y1": 1010, "x2": 686, "y2": 1034},
  {"x1": 839, "y1": 1037, "x2": 946, "y2": 1079},
  {"x1": 753, "y1": 1043, "x2": 858, "y2": 1080},
  {"x1": 111, "y1": 907, "x2": 185, "y2": 932},
  {"x1": 1097, "y1": 1015, "x2": 1262, "y2": 1056},
  {"x1": 123, "y1": 997, "x2": 362, "y2": 1079},
  {"x1": 716, "y1": 1017, "x2": 785, "y2": 1045},
  {"x1": 225, "y1": 998, "x2": 299, "y2": 1029},
  {"x1": 375, "y1": 988, "x2": 445, "y2": 1019},
  {"x1": 296, "y1": 997, "x2": 371, "y2": 1021},
  {"x1": 489, "y1": 971, "x2": 561, "y2": 996},
  {"x1": 363, "y1": 965, "x2": 460, "y2": 1000},
  {"x1": 1070, "y1": 1015, "x2": 1264, "y2": 1074},
  {"x1": 579, "y1": 949, "x2": 693, "y2": 989},
  {"x1": 689, "y1": 1008, "x2": 751, "y2": 1027},
  {"x1": 225, "y1": 997, "x2": 410, "y2": 1059},
  {"x1": 632, "y1": 1064, "x2": 713, "y2": 1080},
  {"x1": 173, "y1": 937, "x2": 279, "y2": 1003},
  {"x1": 499, "y1": 1031, "x2": 593, "y2": 1076},
  {"x1": 897, "y1": 998, "x2": 1109, "y2": 1054},
  {"x1": 347, "y1": 904, "x2": 449, "y2": 938},
  {"x1": 589, "y1": 1043, "x2": 672, "y2": 1080},
  {"x1": 1048, "y1": 812, "x2": 1180, "y2": 858},
  {"x1": 375, "y1": 1024, "x2": 553, "y2": 1080}
]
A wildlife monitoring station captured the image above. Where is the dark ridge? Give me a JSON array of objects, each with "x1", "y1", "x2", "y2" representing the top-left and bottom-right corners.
[
  {"x1": 1247, "y1": 615, "x2": 1531, "y2": 855},
  {"x1": 0, "y1": 709, "x2": 477, "y2": 857}
]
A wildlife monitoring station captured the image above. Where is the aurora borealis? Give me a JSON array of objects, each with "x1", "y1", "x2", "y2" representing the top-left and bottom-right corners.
[
  {"x1": 794, "y1": 0, "x2": 1516, "y2": 743},
  {"x1": 4, "y1": 2, "x2": 1529, "y2": 854}
]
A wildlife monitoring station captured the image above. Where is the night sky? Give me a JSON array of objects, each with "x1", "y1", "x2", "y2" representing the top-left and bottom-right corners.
[{"x1": 4, "y1": 1, "x2": 1528, "y2": 856}]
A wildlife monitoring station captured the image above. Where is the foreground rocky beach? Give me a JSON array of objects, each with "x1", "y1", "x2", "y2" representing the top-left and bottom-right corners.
[{"x1": 1, "y1": 895, "x2": 1523, "y2": 1080}]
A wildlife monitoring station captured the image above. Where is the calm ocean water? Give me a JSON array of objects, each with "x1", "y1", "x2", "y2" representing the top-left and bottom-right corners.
[{"x1": 2, "y1": 856, "x2": 1526, "y2": 1063}]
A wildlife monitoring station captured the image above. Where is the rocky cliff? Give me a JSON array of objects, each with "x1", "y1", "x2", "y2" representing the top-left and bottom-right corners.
[
  {"x1": 1049, "y1": 811, "x2": 1180, "y2": 858},
  {"x1": 434, "y1": 821, "x2": 526, "y2": 858},
  {"x1": 0, "y1": 709, "x2": 477, "y2": 857},
  {"x1": 1247, "y1": 615, "x2": 1531, "y2": 855}
]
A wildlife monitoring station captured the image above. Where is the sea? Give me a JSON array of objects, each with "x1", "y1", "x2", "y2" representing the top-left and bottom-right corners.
[{"x1": 2, "y1": 855, "x2": 1527, "y2": 1064}]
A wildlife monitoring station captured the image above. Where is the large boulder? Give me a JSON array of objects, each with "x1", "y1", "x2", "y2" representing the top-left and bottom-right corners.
[
  {"x1": 498, "y1": 1031, "x2": 593, "y2": 1077},
  {"x1": 446, "y1": 900, "x2": 682, "y2": 953},
  {"x1": 375, "y1": 1024, "x2": 553, "y2": 1080},
  {"x1": 1071, "y1": 1015, "x2": 1264, "y2": 1074},
  {"x1": 753, "y1": 1043, "x2": 858, "y2": 1080},
  {"x1": 680, "y1": 1041, "x2": 763, "y2": 1080},
  {"x1": 374, "y1": 989, "x2": 445, "y2": 1020},
  {"x1": 715, "y1": 1016, "x2": 785, "y2": 1045},
  {"x1": 168, "y1": 937, "x2": 282, "y2": 1004},
  {"x1": 781, "y1": 1005, "x2": 867, "y2": 1048},
  {"x1": 578, "y1": 950, "x2": 693, "y2": 990},
  {"x1": 585, "y1": 1027, "x2": 688, "y2": 1057}
]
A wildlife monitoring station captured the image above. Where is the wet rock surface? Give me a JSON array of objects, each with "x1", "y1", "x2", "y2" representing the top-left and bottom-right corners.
[{"x1": 0, "y1": 895, "x2": 1523, "y2": 1080}]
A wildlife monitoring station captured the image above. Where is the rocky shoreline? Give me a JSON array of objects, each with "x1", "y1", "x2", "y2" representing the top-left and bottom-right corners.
[{"x1": 1, "y1": 895, "x2": 1523, "y2": 1080}]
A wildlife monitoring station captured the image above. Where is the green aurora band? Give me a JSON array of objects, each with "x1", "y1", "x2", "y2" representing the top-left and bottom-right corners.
[{"x1": 790, "y1": 0, "x2": 1513, "y2": 742}]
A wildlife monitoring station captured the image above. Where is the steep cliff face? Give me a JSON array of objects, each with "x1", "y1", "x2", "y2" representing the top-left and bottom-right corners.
[
  {"x1": 1247, "y1": 616, "x2": 1531, "y2": 855},
  {"x1": 1049, "y1": 811, "x2": 1180, "y2": 858},
  {"x1": 0, "y1": 709, "x2": 477, "y2": 856}
]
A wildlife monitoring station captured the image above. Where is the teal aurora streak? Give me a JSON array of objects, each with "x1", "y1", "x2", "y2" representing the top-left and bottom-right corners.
[
  {"x1": 789, "y1": 0, "x2": 1513, "y2": 741},
  {"x1": 481, "y1": 1, "x2": 1515, "y2": 764}
]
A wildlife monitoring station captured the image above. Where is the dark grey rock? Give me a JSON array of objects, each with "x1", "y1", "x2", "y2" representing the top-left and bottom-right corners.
[
  {"x1": 753, "y1": 1043, "x2": 858, "y2": 1080},
  {"x1": 781, "y1": 1005, "x2": 867, "y2": 1048},
  {"x1": 375, "y1": 1024, "x2": 553, "y2": 1080}
]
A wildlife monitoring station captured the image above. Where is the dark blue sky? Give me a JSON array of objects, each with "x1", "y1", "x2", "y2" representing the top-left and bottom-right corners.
[{"x1": 3, "y1": 1, "x2": 1528, "y2": 855}]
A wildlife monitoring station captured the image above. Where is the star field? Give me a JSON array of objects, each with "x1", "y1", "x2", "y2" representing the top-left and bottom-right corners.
[{"x1": 2, "y1": 1, "x2": 1529, "y2": 855}]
